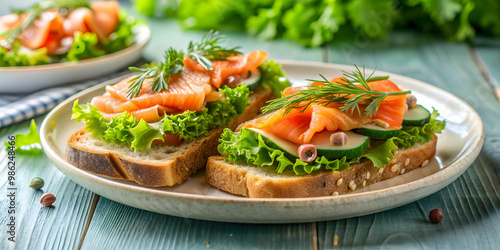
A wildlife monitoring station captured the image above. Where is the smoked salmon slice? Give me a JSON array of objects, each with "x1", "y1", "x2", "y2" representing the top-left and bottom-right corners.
[
  {"x1": 20, "y1": 11, "x2": 64, "y2": 52},
  {"x1": 184, "y1": 50, "x2": 269, "y2": 88},
  {"x1": 243, "y1": 78, "x2": 407, "y2": 145},
  {"x1": 63, "y1": 1, "x2": 119, "y2": 41},
  {"x1": 2, "y1": 1, "x2": 119, "y2": 55}
]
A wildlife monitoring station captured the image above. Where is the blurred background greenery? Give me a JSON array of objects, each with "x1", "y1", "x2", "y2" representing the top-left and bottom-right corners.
[{"x1": 133, "y1": 0, "x2": 500, "y2": 48}]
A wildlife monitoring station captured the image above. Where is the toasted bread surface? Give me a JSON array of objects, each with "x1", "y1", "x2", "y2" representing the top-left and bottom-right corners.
[
  {"x1": 205, "y1": 135, "x2": 438, "y2": 198},
  {"x1": 66, "y1": 86, "x2": 273, "y2": 187}
]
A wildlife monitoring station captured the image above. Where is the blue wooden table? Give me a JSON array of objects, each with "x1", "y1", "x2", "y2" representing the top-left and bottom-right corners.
[{"x1": 1, "y1": 2, "x2": 500, "y2": 249}]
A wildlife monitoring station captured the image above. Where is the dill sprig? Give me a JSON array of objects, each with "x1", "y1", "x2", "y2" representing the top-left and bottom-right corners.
[
  {"x1": 127, "y1": 48, "x2": 184, "y2": 98},
  {"x1": 126, "y1": 30, "x2": 241, "y2": 98},
  {"x1": 262, "y1": 66, "x2": 411, "y2": 117},
  {"x1": 186, "y1": 30, "x2": 241, "y2": 70}
]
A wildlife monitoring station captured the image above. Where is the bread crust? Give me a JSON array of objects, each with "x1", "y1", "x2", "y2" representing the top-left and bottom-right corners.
[
  {"x1": 66, "y1": 86, "x2": 273, "y2": 187},
  {"x1": 205, "y1": 135, "x2": 438, "y2": 198}
]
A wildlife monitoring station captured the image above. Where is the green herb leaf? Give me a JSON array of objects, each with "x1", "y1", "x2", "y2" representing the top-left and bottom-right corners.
[
  {"x1": 126, "y1": 48, "x2": 184, "y2": 98},
  {"x1": 4, "y1": 119, "x2": 42, "y2": 154},
  {"x1": 187, "y1": 30, "x2": 241, "y2": 70}
]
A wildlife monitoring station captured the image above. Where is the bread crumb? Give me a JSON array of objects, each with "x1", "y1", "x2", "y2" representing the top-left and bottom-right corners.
[
  {"x1": 422, "y1": 159, "x2": 429, "y2": 167},
  {"x1": 333, "y1": 235, "x2": 339, "y2": 246},
  {"x1": 336, "y1": 178, "x2": 343, "y2": 187}
]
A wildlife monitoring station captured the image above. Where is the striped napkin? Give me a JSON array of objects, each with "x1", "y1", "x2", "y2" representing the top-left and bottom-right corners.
[{"x1": 0, "y1": 62, "x2": 147, "y2": 128}]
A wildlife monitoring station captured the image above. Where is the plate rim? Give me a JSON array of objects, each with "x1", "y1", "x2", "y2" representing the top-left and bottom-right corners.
[
  {"x1": 0, "y1": 24, "x2": 151, "y2": 72},
  {"x1": 40, "y1": 60, "x2": 484, "y2": 208}
]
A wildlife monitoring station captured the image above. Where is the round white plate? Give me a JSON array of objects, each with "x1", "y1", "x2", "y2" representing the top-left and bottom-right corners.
[
  {"x1": 0, "y1": 24, "x2": 151, "y2": 93},
  {"x1": 40, "y1": 61, "x2": 484, "y2": 223}
]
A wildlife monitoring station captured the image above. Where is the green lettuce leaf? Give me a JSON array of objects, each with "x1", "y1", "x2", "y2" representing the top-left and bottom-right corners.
[
  {"x1": 72, "y1": 85, "x2": 250, "y2": 151},
  {"x1": 346, "y1": 0, "x2": 398, "y2": 39},
  {"x1": 103, "y1": 11, "x2": 138, "y2": 54},
  {"x1": 282, "y1": 0, "x2": 345, "y2": 47},
  {"x1": 0, "y1": 46, "x2": 51, "y2": 67},
  {"x1": 359, "y1": 138, "x2": 398, "y2": 168},
  {"x1": 258, "y1": 59, "x2": 291, "y2": 96},
  {"x1": 218, "y1": 108, "x2": 446, "y2": 174},
  {"x1": 66, "y1": 32, "x2": 105, "y2": 61},
  {"x1": 218, "y1": 128, "x2": 350, "y2": 175},
  {"x1": 4, "y1": 119, "x2": 42, "y2": 154},
  {"x1": 395, "y1": 108, "x2": 446, "y2": 148}
]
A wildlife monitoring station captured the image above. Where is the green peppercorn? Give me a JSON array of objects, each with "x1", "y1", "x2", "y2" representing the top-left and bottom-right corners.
[{"x1": 29, "y1": 177, "x2": 44, "y2": 190}]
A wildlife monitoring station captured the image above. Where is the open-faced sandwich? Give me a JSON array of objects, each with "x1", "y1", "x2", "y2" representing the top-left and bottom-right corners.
[
  {"x1": 66, "y1": 31, "x2": 290, "y2": 187},
  {"x1": 0, "y1": 0, "x2": 136, "y2": 66},
  {"x1": 206, "y1": 67, "x2": 446, "y2": 198}
]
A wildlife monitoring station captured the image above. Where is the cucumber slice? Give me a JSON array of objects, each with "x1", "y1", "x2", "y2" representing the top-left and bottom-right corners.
[
  {"x1": 240, "y1": 68, "x2": 261, "y2": 91},
  {"x1": 247, "y1": 128, "x2": 369, "y2": 160},
  {"x1": 355, "y1": 124, "x2": 401, "y2": 140},
  {"x1": 310, "y1": 131, "x2": 369, "y2": 159},
  {"x1": 403, "y1": 105, "x2": 430, "y2": 126},
  {"x1": 246, "y1": 128, "x2": 298, "y2": 159}
]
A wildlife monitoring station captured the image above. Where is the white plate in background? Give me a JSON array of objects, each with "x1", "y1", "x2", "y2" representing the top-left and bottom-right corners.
[{"x1": 0, "y1": 24, "x2": 150, "y2": 93}]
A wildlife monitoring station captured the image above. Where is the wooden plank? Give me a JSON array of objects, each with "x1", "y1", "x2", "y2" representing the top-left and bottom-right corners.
[
  {"x1": 318, "y1": 32, "x2": 500, "y2": 248},
  {"x1": 472, "y1": 37, "x2": 500, "y2": 101},
  {"x1": 318, "y1": 154, "x2": 500, "y2": 249},
  {"x1": 0, "y1": 118, "x2": 95, "y2": 249},
  {"x1": 79, "y1": 15, "x2": 324, "y2": 249},
  {"x1": 81, "y1": 198, "x2": 314, "y2": 250}
]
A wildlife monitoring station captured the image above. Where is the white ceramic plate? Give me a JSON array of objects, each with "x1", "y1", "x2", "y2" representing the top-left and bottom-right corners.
[
  {"x1": 0, "y1": 24, "x2": 150, "y2": 93},
  {"x1": 40, "y1": 61, "x2": 484, "y2": 223}
]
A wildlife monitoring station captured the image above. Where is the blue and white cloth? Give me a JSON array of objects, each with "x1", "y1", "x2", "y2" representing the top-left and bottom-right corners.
[{"x1": 0, "y1": 68, "x2": 136, "y2": 128}]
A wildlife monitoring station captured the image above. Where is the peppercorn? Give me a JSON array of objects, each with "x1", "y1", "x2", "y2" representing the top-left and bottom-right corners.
[
  {"x1": 40, "y1": 193, "x2": 56, "y2": 207},
  {"x1": 29, "y1": 177, "x2": 44, "y2": 190},
  {"x1": 429, "y1": 208, "x2": 443, "y2": 224}
]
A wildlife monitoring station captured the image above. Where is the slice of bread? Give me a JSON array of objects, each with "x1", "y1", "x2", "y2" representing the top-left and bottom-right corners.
[
  {"x1": 66, "y1": 86, "x2": 273, "y2": 187},
  {"x1": 205, "y1": 135, "x2": 437, "y2": 198}
]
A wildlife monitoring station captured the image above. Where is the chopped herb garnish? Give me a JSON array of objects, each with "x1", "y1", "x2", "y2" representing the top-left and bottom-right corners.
[
  {"x1": 126, "y1": 30, "x2": 242, "y2": 98},
  {"x1": 127, "y1": 48, "x2": 184, "y2": 98},
  {"x1": 186, "y1": 30, "x2": 241, "y2": 70},
  {"x1": 263, "y1": 65, "x2": 411, "y2": 117}
]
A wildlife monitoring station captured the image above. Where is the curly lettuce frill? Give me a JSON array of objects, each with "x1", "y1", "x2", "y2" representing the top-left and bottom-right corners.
[
  {"x1": 72, "y1": 85, "x2": 250, "y2": 151},
  {"x1": 0, "y1": 46, "x2": 50, "y2": 66},
  {"x1": 257, "y1": 59, "x2": 291, "y2": 96},
  {"x1": 218, "y1": 109, "x2": 446, "y2": 175},
  {"x1": 66, "y1": 32, "x2": 105, "y2": 61},
  {"x1": 218, "y1": 128, "x2": 400, "y2": 175},
  {"x1": 394, "y1": 109, "x2": 446, "y2": 148},
  {"x1": 66, "y1": 12, "x2": 136, "y2": 61}
]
